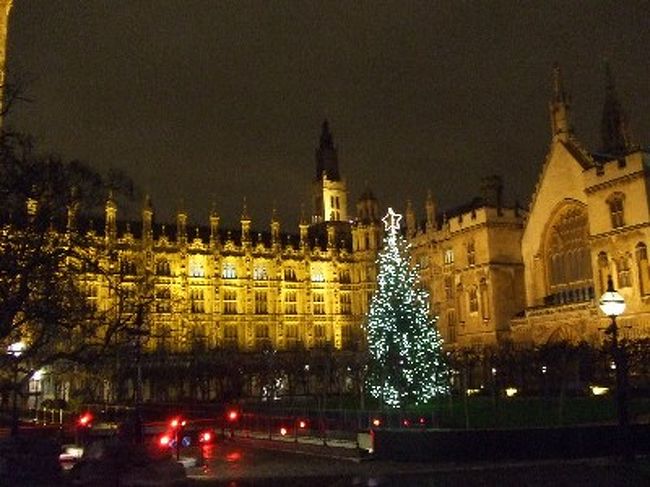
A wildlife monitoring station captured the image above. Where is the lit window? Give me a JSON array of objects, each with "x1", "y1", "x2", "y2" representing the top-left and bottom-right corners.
[
  {"x1": 189, "y1": 257, "x2": 205, "y2": 277},
  {"x1": 311, "y1": 271, "x2": 325, "y2": 282},
  {"x1": 223, "y1": 289, "x2": 238, "y2": 314},
  {"x1": 190, "y1": 288, "x2": 205, "y2": 313},
  {"x1": 255, "y1": 291, "x2": 268, "y2": 314},
  {"x1": 313, "y1": 292, "x2": 325, "y2": 314},
  {"x1": 284, "y1": 268, "x2": 297, "y2": 281},
  {"x1": 284, "y1": 291, "x2": 297, "y2": 315},
  {"x1": 340, "y1": 293, "x2": 351, "y2": 315},
  {"x1": 253, "y1": 266, "x2": 268, "y2": 280},
  {"x1": 444, "y1": 248, "x2": 454, "y2": 265},
  {"x1": 222, "y1": 263, "x2": 237, "y2": 279}
]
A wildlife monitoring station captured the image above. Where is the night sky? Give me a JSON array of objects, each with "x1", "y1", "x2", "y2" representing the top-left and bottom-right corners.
[{"x1": 6, "y1": 1, "x2": 650, "y2": 229}]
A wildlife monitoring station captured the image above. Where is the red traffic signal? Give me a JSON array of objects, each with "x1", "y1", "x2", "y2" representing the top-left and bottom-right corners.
[
  {"x1": 77, "y1": 412, "x2": 93, "y2": 428},
  {"x1": 226, "y1": 409, "x2": 239, "y2": 422}
]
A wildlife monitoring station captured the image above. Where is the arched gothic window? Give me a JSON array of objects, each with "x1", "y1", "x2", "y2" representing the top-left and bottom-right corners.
[{"x1": 544, "y1": 204, "x2": 593, "y2": 298}]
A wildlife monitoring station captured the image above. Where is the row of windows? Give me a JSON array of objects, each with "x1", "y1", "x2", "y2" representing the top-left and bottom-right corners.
[
  {"x1": 442, "y1": 240, "x2": 476, "y2": 268},
  {"x1": 598, "y1": 242, "x2": 650, "y2": 295},
  {"x1": 151, "y1": 289, "x2": 353, "y2": 315},
  {"x1": 152, "y1": 324, "x2": 349, "y2": 351},
  {"x1": 151, "y1": 260, "x2": 351, "y2": 283},
  {"x1": 170, "y1": 322, "x2": 348, "y2": 343}
]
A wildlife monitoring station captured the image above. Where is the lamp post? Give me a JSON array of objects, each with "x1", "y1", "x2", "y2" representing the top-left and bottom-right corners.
[
  {"x1": 598, "y1": 276, "x2": 631, "y2": 459},
  {"x1": 7, "y1": 341, "x2": 26, "y2": 436}
]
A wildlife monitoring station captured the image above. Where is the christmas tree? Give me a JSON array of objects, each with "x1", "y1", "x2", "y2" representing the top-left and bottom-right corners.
[{"x1": 365, "y1": 208, "x2": 449, "y2": 408}]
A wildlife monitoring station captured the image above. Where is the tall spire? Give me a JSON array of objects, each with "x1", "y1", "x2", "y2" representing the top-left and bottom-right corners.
[
  {"x1": 600, "y1": 61, "x2": 633, "y2": 156},
  {"x1": 548, "y1": 63, "x2": 572, "y2": 142},
  {"x1": 315, "y1": 119, "x2": 340, "y2": 181}
]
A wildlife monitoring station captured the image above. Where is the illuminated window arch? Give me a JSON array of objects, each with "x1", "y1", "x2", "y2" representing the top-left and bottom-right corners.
[
  {"x1": 253, "y1": 266, "x2": 268, "y2": 280},
  {"x1": 222, "y1": 262, "x2": 236, "y2": 279},
  {"x1": 607, "y1": 192, "x2": 626, "y2": 229},
  {"x1": 544, "y1": 203, "x2": 593, "y2": 299}
]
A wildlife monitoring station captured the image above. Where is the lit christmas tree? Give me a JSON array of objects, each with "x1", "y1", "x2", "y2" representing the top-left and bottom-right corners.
[{"x1": 365, "y1": 208, "x2": 449, "y2": 408}]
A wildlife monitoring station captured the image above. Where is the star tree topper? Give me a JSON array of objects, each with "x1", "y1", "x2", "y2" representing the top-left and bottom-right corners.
[{"x1": 382, "y1": 207, "x2": 402, "y2": 235}]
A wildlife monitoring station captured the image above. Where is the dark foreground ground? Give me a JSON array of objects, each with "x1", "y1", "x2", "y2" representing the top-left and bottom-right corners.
[{"x1": 183, "y1": 439, "x2": 650, "y2": 487}]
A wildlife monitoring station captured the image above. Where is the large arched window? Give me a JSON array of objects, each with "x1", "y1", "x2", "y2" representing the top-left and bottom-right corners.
[{"x1": 544, "y1": 203, "x2": 593, "y2": 301}]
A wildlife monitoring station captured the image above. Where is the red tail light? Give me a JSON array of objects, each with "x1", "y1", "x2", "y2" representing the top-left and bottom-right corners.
[
  {"x1": 199, "y1": 431, "x2": 213, "y2": 443},
  {"x1": 159, "y1": 434, "x2": 171, "y2": 447},
  {"x1": 77, "y1": 412, "x2": 93, "y2": 427}
]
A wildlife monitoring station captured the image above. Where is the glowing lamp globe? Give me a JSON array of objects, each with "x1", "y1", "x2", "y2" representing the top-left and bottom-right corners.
[{"x1": 599, "y1": 278, "x2": 625, "y2": 317}]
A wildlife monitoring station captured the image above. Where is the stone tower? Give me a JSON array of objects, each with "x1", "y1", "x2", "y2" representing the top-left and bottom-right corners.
[
  {"x1": 0, "y1": 0, "x2": 12, "y2": 119},
  {"x1": 312, "y1": 120, "x2": 349, "y2": 223}
]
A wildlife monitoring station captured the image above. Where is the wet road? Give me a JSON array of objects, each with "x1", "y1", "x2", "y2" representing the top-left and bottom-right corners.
[{"x1": 183, "y1": 439, "x2": 650, "y2": 486}]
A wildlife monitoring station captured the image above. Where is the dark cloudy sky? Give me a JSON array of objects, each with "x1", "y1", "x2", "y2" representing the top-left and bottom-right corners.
[{"x1": 6, "y1": 1, "x2": 650, "y2": 229}]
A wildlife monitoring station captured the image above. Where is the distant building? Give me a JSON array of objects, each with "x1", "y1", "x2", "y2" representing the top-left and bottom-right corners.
[{"x1": 75, "y1": 122, "x2": 381, "y2": 354}]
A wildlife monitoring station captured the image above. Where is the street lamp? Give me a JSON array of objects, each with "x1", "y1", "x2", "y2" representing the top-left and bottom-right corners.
[
  {"x1": 598, "y1": 276, "x2": 631, "y2": 459},
  {"x1": 7, "y1": 341, "x2": 26, "y2": 436}
]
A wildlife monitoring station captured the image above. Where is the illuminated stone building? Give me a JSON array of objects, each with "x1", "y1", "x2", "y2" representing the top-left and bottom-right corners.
[
  {"x1": 512, "y1": 64, "x2": 650, "y2": 345},
  {"x1": 408, "y1": 64, "x2": 650, "y2": 348},
  {"x1": 406, "y1": 180, "x2": 525, "y2": 348},
  {"x1": 81, "y1": 122, "x2": 382, "y2": 353}
]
